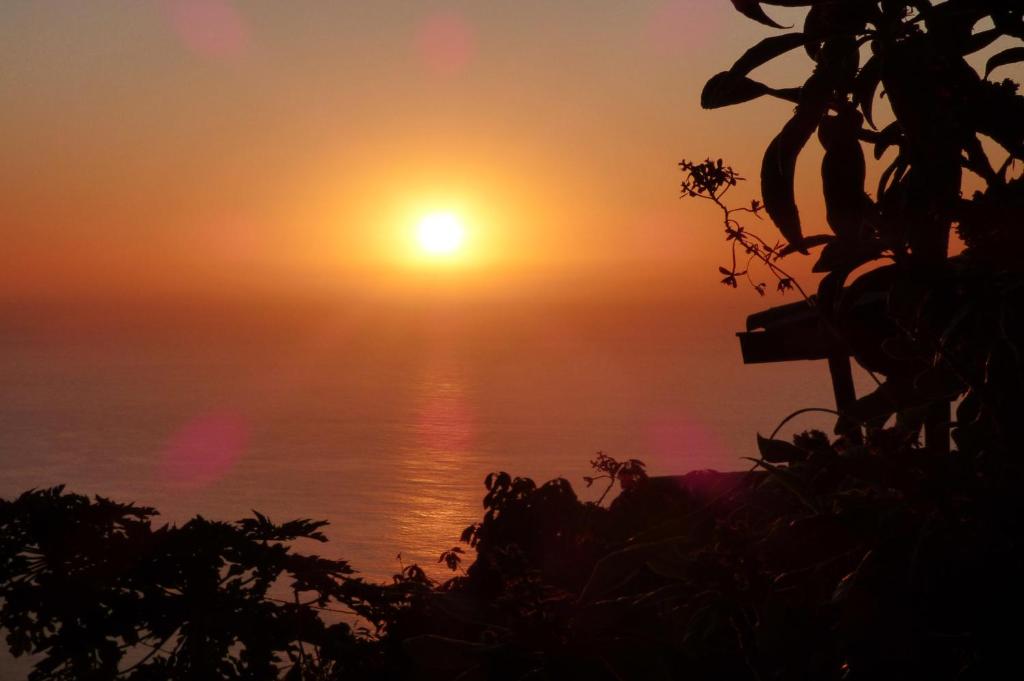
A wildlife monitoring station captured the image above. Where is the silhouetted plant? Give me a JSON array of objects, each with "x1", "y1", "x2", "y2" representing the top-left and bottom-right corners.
[
  {"x1": 701, "y1": 0, "x2": 1023, "y2": 267},
  {"x1": 0, "y1": 486, "x2": 413, "y2": 679},
  {"x1": 6, "y1": 440, "x2": 1024, "y2": 680},
  {"x1": 679, "y1": 158, "x2": 805, "y2": 296},
  {"x1": 692, "y1": 0, "x2": 1024, "y2": 456},
  {"x1": 583, "y1": 452, "x2": 649, "y2": 503}
]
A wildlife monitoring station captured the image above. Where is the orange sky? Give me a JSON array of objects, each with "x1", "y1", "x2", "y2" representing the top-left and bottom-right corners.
[{"x1": 0, "y1": 2, "x2": 1016, "y2": 306}]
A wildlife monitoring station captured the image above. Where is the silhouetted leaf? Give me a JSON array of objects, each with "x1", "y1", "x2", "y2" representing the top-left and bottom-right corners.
[
  {"x1": 961, "y1": 28, "x2": 1002, "y2": 56},
  {"x1": 802, "y1": 3, "x2": 870, "y2": 61},
  {"x1": 701, "y1": 71, "x2": 770, "y2": 109},
  {"x1": 813, "y1": 240, "x2": 852, "y2": 273},
  {"x1": 730, "y1": 0, "x2": 788, "y2": 29},
  {"x1": 854, "y1": 55, "x2": 881, "y2": 129},
  {"x1": 769, "y1": 86, "x2": 803, "y2": 103},
  {"x1": 876, "y1": 154, "x2": 908, "y2": 199},
  {"x1": 872, "y1": 121, "x2": 902, "y2": 160},
  {"x1": 761, "y1": 72, "x2": 829, "y2": 251},
  {"x1": 985, "y1": 47, "x2": 1024, "y2": 79},
  {"x1": 846, "y1": 377, "x2": 917, "y2": 424},
  {"x1": 742, "y1": 457, "x2": 818, "y2": 512},
  {"x1": 761, "y1": 129, "x2": 806, "y2": 250},
  {"x1": 730, "y1": 33, "x2": 807, "y2": 75},
  {"x1": 819, "y1": 109, "x2": 867, "y2": 239},
  {"x1": 779, "y1": 233, "x2": 833, "y2": 256},
  {"x1": 756, "y1": 434, "x2": 807, "y2": 463},
  {"x1": 814, "y1": 235, "x2": 885, "y2": 274}
]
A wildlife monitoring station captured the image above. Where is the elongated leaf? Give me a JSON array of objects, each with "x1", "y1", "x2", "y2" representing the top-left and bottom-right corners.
[
  {"x1": 760, "y1": 72, "x2": 829, "y2": 251},
  {"x1": 985, "y1": 47, "x2": 1024, "y2": 79},
  {"x1": 730, "y1": 0, "x2": 788, "y2": 29},
  {"x1": 731, "y1": 33, "x2": 807, "y2": 75},
  {"x1": 811, "y1": 238, "x2": 880, "y2": 273},
  {"x1": 769, "y1": 86, "x2": 803, "y2": 103},
  {"x1": 802, "y1": 4, "x2": 828, "y2": 58},
  {"x1": 756, "y1": 433, "x2": 807, "y2": 463},
  {"x1": 876, "y1": 155, "x2": 907, "y2": 199},
  {"x1": 961, "y1": 28, "x2": 1001, "y2": 56},
  {"x1": 819, "y1": 110, "x2": 867, "y2": 239},
  {"x1": 854, "y1": 55, "x2": 881, "y2": 129},
  {"x1": 762, "y1": 130, "x2": 805, "y2": 249},
  {"x1": 872, "y1": 121, "x2": 902, "y2": 160},
  {"x1": 811, "y1": 240, "x2": 845, "y2": 273},
  {"x1": 779, "y1": 233, "x2": 833, "y2": 256},
  {"x1": 845, "y1": 375, "x2": 921, "y2": 424},
  {"x1": 701, "y1": 71, "x2": 770, "y2": 109},
  {"x1": 742, "y1": 457, "x2": 818, "y2": 512}
]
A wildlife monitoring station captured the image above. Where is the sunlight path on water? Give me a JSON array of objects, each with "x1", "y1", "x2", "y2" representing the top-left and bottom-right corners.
[
  {"x1": 392, "y1": 351, "x2": 480, "y2": 575},
  {"x1": 0, "y1": 300, "x2": 853, "y2": 583}
]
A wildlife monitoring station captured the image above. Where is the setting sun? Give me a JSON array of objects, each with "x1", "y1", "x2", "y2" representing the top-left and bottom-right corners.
[{"x1": 416, "y1": 212, "x2": 465, "y2": 255}]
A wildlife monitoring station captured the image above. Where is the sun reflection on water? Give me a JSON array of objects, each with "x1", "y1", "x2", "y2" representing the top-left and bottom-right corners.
[{"x1": 388, "y1": 352, "x2": 481, "y2": 576}]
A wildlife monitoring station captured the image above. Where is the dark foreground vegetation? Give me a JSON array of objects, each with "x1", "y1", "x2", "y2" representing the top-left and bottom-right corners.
[
  {"x1": 4, "y1": 1, "x2": 1024, "y2": 678},
  {"x1": 3, "y1": 442, "x2": 1024, "y2": 680}
]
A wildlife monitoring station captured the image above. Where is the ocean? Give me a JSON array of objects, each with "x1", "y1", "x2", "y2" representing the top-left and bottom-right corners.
[{"x1": 0, "y1": 296, "x2": 845, "y2": 581}]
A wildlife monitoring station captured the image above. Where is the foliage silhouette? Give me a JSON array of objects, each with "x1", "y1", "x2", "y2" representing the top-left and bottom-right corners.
[
  {"x1": 8, "y1": 436, "x2": 1024, "y2": 680},
  {"x1": 689, "y1": 0, "x2": 1024, "y2": 459},
  {"x1": 0, "y1": 486, "x2": 414, "y2": 679}
]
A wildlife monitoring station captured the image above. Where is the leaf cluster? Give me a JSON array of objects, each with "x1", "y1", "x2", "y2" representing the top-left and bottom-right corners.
[
  {"x1": 702, "y1": 1, "x2": 1023, "y2": 274},
  {"x1": 5, "y1": 433, "x2": 1024, "y2": 680},
  {"x1": 383, "y1": 434, "x2": 1024, "y2": 680},
  {"x1": 689, "y1": 1, "x2": 1024, "y2": 458},
  {"x1": 0, "y1": 488, "x2": 410, "y2": 680}
]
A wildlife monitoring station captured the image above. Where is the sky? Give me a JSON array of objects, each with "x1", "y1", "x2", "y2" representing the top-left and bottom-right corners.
[
  {"x1": 1, "y1": 1, "x2": 841, "y2": 307},
  {"x1": 4, "y1": 1, "x2": 1018, "y2": 313}
]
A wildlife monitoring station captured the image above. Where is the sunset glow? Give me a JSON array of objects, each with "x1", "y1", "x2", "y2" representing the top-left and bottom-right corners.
[
  {"x1": 5, "y1": 2, "x2": 1021, "y2": 675},
  {"x1": 416, "y1": 212, "x2": 465, "y2": 255}
]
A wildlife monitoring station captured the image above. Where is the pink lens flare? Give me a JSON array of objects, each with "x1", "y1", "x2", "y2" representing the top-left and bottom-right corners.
[
  {"x1": 646, "y1": 413, "x2": 729, "y2": 475},
  {"x1": 159, "y1": 411, "x2": 250, "y2": 487},
  {"x1": 647, "y1": 0, "x2": 723, "y2": 55},
  {"x1": 416, "y1": 11, "x2": 476, "y2": 76},
  {"x1": 161, "y1": 0, "x2": 249, "y2": 60}
]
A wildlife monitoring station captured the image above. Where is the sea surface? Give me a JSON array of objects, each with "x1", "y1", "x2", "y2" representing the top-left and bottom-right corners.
[{"x1": 0, "y1": 296, "x2": 851, "y2": 581}]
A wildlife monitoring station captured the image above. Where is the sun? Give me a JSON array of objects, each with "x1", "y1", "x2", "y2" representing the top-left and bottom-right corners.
[{"x1": 416, "y1": 212, "x2": 465, "y2": 255}]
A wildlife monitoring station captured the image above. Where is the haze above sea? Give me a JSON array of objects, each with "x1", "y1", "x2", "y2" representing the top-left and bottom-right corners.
[{"x1": 0, "y1": 294, "x2": 849, "y2": 581}]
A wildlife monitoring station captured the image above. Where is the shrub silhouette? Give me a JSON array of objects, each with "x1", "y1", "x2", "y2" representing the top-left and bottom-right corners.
[
  {"x1": 5, "y1": 442, "x2": 1024, "y2": 680},
  {"x1": 0, "y1": 487, "x2": 404, "y2": 679}
]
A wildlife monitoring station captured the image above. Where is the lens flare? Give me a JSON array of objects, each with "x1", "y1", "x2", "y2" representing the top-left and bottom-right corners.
[
  {"x1": 159, "y1": 411, "x2": 249, "y2": 487},
  {"x1": 416, "y1": 11, "x2": 475, "y2": 76}
]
